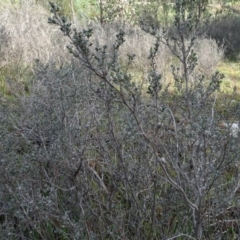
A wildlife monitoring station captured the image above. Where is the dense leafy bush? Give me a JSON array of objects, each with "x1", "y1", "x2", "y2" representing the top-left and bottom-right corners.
[{"x1": 0, "y1": 1, "x2": 240, "y2": 240}]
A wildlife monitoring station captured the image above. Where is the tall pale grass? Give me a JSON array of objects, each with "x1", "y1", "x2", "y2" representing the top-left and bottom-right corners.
[
  {"x1": 0, "y1": 1, "x2": 224, "y2": 89},
  {"x1": 194, "y1": 38, "x2": 224, "y2": 77},
  {"x1": 0, "y1": 0, "x2": 70, "y2": 68}
]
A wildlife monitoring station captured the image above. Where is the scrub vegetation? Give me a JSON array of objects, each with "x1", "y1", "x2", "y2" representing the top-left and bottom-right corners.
[{"x1": 1, "y1": 0, "x2": 240, "y2": 239}]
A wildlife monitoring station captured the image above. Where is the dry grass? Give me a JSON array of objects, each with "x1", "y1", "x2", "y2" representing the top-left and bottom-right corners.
[
  {"x1": 0, "y1": 1, "x2": 70, "y2": 68},
  {"x1": 0, "y1": 1, "x2": 225, "y2": 82},
  {"x1": 78, "y1": 22, "x2": 172, "y2": 89},
  {"x1": 0, "y1": 1, "x2": 227, "y2": 97},
  {"x1": 194, "y1": 38, "x2": 224, "y2": 77}
]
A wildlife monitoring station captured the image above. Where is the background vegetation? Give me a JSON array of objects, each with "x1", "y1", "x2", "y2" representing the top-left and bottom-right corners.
[{"x1": 1, "y1": 0, "x2": 240, "y2": 239}]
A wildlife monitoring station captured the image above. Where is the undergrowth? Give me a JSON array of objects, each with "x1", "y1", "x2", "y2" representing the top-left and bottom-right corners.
[{"x1": 0, "y1": 1, "x2": 240, "y2": 239}]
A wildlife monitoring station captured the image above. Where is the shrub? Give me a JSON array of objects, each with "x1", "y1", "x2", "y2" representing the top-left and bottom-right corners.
[
  {"x1": 1, "y1": 1, "x2": 240, "y2": 239},
  {"x1": 204, "y1": 15, "x2": 240, "y2": 60}
]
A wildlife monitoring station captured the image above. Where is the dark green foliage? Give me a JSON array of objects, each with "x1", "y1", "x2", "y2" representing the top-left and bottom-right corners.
[{"x1": 204, "y1": 14, "x2": 240, "y2": 60}]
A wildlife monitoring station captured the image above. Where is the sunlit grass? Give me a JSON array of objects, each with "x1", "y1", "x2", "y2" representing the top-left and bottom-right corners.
[{"x1": 218, "y1": 60, "x2": 240, "y2": 93}]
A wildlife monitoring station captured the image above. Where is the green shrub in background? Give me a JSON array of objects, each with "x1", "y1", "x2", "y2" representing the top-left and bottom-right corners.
[{"x1": 204, "y1": 14, "x2": 240, "y2": 60}]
